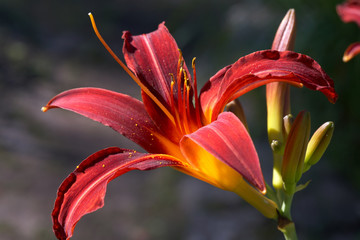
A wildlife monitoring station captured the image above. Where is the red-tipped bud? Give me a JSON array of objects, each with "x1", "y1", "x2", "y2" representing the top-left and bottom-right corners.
[{"x1": 272, "y1": 9, "x2": 296, "y2": 51}]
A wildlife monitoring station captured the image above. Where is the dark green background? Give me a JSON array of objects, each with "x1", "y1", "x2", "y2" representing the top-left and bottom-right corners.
[{"x1": 1, "y1": 0, "x2": 359, "y2": 239}]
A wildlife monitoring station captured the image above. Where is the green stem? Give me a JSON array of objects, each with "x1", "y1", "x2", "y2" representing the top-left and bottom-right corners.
[
  {"x1": 282, "y1": 192, "x2": 294, "y2": 219},
  {"x1": 278, "y1": 220, "x2": 298, "y2": 240},
  {"x1": 282, "y1": 182, "x2": 296, "y2": 216},
  {"x1": 278, "y1": 184, "x2": 297, "y2": 240}
]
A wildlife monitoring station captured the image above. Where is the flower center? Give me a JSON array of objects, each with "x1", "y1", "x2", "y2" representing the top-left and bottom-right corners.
[
  {"x1": 88, "y1": 13, "x2": 203, "y2": 135},
  {"x1": 169, "y1": 53, "x2": 202, "y2": 135}
]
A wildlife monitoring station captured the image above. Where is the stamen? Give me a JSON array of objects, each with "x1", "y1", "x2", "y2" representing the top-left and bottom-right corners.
[
  {"x1": 170, "y1": 76, "x2": 183, "y2": 134},
  {"x1": 88, "y1": 12, "x2": 175, "y2": 125},
  {"x1": 192, "y1": 57, "x2": 202, "y2": 127},
  {"x1": 176, "y1": 66, "x2": 184, "y2": 118},
  {"x1": 177, "y1": 49, "x2": 183, "y2": 72},
  {"x1": 185, "y1": 84, "x2": 194, "y2": 133},
  {"x1": 182, "y1": 70, "x2": 191, "y2": 134},
  {"x1": 182, "y1": 70, "x2": 187, "y2": 114},
  {"x1": 169, "y1": 75, "x2": 177, "y2": 115}
]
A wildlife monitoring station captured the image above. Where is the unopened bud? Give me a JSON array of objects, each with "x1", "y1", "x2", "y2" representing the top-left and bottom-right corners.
[
  {"x1": 303, "y1": 121, "x2": 334, "y2": 172},
  {"x1": 271, "y1": 8, "x2": 296, "y2": 51},
  {"x1": 226, "y1": 99, "x2": 249, "y2": 131},
  {"x1": 281, "y1": 111, "x2": 311, "y2": 194},
  {"x1": 271, "y1": 140, "x2": 281, "y2": 152},
  {"x1": 283, "y1": 114, "x2": 293, "y2": 140}
]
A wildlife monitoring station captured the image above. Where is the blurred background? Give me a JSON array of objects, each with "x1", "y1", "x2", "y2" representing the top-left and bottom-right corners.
[{"x1": 1, "y1": 0, "x2": 359, "y2": 239}]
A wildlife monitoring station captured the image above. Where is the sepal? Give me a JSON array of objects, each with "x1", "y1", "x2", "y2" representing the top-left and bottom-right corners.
[
  {"x1": 295, "y1": 180, "x2": 311, "y2": 193},
  {"x1": 52, "y1": 147, "x2": 187, "y2": 240}
]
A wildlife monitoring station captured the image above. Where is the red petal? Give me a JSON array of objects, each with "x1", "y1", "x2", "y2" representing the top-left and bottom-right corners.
[
  {"x1": 337, "y1": 0, "x2": 360, "y2": 27},
  {"x1": 181, "y1": 112, "x2": 265, "y2": 192},
  {"x1": 52, "y1": 147, "x2": 187, "y2": 240},
  {"x1": 122, "y1": 22, "x2": 191, "y2": 109},
  {"x1": 141, "y1": 91, "x2": 183, "y2": 142},
  {"x1": 343, "y1": 42, "x2": 360, "y2": 62},
  {"x1": 200, "y1": 50, "x2": 338, "y2": 123},
  {"x1": 42, "y1": 87, "x2": 175, "y2": 153}
]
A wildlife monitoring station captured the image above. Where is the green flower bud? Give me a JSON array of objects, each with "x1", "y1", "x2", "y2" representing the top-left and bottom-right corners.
[
  {"x1": 303, "y1": 121, "x2": 334, "y2": 172},
  {"x1": 283, "y1": 114, "x2": 293, "y2": 140}
]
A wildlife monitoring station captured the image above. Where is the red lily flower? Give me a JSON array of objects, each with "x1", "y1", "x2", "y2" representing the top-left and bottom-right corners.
[
  {"x1": 43, "y1": 13, "x2": 337, "y2": 240},
  {"x1": 337, "y1": 0, "x2": 360, "y2": 27},
  {"x1": 337, "y1": 0, "x2": 360, "y2": 61}
]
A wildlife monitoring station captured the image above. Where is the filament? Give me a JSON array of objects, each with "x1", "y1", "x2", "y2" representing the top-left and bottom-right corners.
[
  {"x1": 182, "y1": 71, "x2": 191, "y2": 134},
  {"x1": 192, "y1": 57, "x2": 202, "y2": 127}
]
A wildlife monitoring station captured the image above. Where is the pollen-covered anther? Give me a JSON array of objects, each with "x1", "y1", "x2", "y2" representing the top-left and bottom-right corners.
[{"x1": 181, "y1": 69, "x2": 192, "y2": 134}]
